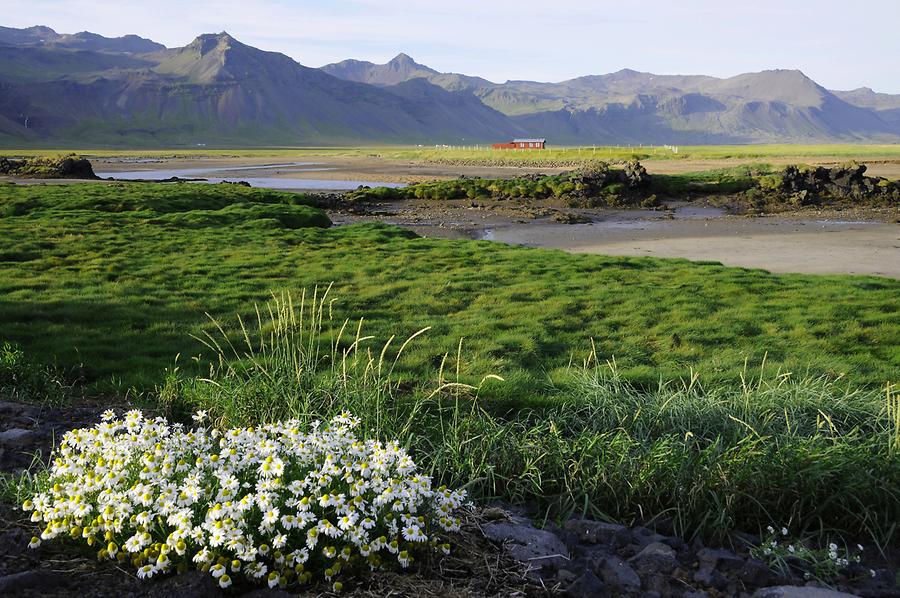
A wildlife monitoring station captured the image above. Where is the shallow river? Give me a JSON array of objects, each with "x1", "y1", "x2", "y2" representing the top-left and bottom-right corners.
[{"x1": 95, "y1": 162, "x2": 405, "y2": 191}]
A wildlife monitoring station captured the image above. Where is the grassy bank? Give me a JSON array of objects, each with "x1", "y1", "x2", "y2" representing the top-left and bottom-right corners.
[
  {"x1": 0, "y1": 182, "x2": 897, "y2": 397},
  {"x1": 155, "y1": 292, "x2": 900, "y2": 542}
]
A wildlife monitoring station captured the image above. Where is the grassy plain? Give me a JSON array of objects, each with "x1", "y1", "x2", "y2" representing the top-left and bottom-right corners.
[
  {"x1": 0, "y1": 181, "x2": 897, "y2": 394},
  {"x1": 1, "y1": 180, "x2": 899, "y2": 541}
]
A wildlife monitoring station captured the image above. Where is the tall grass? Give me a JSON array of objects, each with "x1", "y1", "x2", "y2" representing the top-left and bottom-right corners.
[
  {"x1": 157, "y1": 291, "x2": 900, "y2": 544},
  {"x1": 0, "y1": 341, "x2": 74, "y2": 405}
]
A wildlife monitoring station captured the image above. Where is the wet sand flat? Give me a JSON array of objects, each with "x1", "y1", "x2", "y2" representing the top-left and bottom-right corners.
[{"x1": 482, "y1": 218, "x2": 900, "y2": 278}]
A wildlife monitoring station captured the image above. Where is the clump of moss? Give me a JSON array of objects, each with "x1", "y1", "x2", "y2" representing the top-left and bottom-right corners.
[
  {"x1": 345, "y1": 162, "x2": 652, "y2": 206},
  {"x1": 0, "y1": 154, "x2": 98, "y2": 179}
]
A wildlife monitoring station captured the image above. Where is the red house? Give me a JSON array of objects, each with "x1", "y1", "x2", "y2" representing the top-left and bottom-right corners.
[{"x1": 492, "y1": 138, "x2": 546, "y2": 150}]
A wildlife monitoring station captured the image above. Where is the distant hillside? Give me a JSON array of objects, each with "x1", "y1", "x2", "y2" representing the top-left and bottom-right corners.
[
  {"x1": 322, "y1": 53, "x2": 439, "y2": 86},
  {"x1": 1, "y1": 24, "x2": 899, "y2": 146},
  {"x1": 832, "y1": 87, "x2": 900, "y2": 129},
  {"x1": 323, "y1": 57, "x2": 900, "y2": 145}
]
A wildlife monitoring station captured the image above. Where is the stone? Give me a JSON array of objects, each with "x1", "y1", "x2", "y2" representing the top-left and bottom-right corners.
[
  {"x1": 697, "y1": 547, "x2": 745, "y2": 572},
  {"x1": 564, "y1": 519, "x2": 630, "y2": 546},
  {"x1": 154, "y1": 569, "x2": 219, "y2": 597},
  {"x1": 0, "y1": 401, "x2": 38, "y2": 417},
  {"x1": 597, "y1": 555, "x2": 641, "y2": 589},
  {"x1": 694, "y1": 566, "x2": 729, "y2": 590},
  {"x1": 753, "y1": 587, "x2": 861, "y2": 598},
  {"x1": 552, "y1": 212, "x2": 592, "y2": 224},
  {"x1": 565, "y1": 571, "x2": 605, "y2": 597},
  {"x1": 622, "y1": 160, "x2": 650, "y2": 188},
  {"x1": 576, "y1": 545, "x2": 612, "y2": 572},
  {"x1": 240, "y1": 590, "x2": 294, "y2": 598},
  {"x1": 629, "y1": 541, "x2": 678, "y2": 575},
  {"x1": 0, "y1": 428, "x2": 37, "y2": 445},
  {"x1": 0, "y1": 527, "x2": 29, "y2": 558},
  {"x1": 739, "y1": 558, "x2": 778, "y2": 587},
  {"x1": 0, "y1": 569, "x2": 67, "y2": 594},
  {"x1": 482, "y1": 521, "x2": 569, "y2": 570},
  {"x1": 629, "y1": 526, "x2": 668, "y2": 548}
]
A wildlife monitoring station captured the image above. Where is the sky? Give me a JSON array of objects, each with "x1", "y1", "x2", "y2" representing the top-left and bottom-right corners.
[{"x1": 6, "y1": 0, "x2": 900, "y2": 93}]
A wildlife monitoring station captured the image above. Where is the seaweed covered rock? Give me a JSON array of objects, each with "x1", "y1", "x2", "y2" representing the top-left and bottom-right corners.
[
  {"x1": 565, "y1": 164, "x2": 613, "y2": 199},
  {"x1": 621, "y1": 160, "x2": 650, "y2": 188},
  {"x1": 759, "y1": 163, "x2": 898, "y2": 205},
  {"x1": 0, "y1": 154, "x2": 98, "y2": 179},
  {"x1": 343, "y1": 160, "x2": 656, "y2": 207}
]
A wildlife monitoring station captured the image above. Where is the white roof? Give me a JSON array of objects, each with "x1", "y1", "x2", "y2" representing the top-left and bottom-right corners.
[{"x1": 512, "y1": 138, "x2": 546, "y2": 143}]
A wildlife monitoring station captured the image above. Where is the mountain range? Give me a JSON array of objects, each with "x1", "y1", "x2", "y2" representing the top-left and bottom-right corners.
[{"x1": 1, "y1": 25, "x2": 899, "y2": 146}]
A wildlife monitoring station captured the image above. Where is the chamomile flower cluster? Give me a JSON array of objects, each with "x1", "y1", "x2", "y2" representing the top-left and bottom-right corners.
[
  {"x1": 753, "y1": 525, "x2": 863, "y2": 582},
  {"x1": 23, "y1": 410, "x2": 466, "y2": 590}
]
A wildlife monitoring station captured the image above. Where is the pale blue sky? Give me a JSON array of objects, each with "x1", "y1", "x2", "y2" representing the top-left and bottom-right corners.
[{"x1": 7, "y1": 0, "x2": 900, "y2": 92}]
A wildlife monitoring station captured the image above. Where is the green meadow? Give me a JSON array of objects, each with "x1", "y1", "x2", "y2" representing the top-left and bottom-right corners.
[
  {"x1": 1, "y1": 181, "x2": 898, "y2": 539},
  {"x1": 4, "y1": 143, "x2": 900, "y2": 163},
  {"x1": 1, "y1": 182, "x2": 897, "y2": 394}
]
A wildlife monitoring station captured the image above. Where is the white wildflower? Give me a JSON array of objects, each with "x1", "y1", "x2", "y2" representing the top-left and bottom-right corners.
[{"x1": 21, "y1": 411, "x2": 466, "y2": 589}]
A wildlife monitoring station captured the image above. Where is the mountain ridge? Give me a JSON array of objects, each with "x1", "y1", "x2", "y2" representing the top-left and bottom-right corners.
[
  {"x1": 1, "y1": 25, "x2": 899, "y2": 146},
  {"x1": 0, "y1": 25, "x2": 165, "y2": 54}
]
